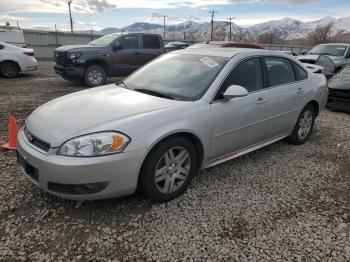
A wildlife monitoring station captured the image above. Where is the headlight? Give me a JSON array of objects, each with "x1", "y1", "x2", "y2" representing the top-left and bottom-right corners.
[
  {"x1": 69, "y1": 52, "x2": 81, "y2": 60},
  {"x1": 57, "y1": 132, "x2": 130, "y2": 157}
]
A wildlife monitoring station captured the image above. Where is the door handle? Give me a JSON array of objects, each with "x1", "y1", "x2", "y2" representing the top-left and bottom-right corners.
[
  {"x1": 256, "y1": 97, "x2": 267, "y2": 105},
  {"x1": 297, "y1": 87, "x2": 305, "y2": 93}
]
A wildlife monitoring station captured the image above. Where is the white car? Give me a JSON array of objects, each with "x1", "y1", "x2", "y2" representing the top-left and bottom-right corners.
[{"x1": 0, "y1": 42, "x2": 38, "y2": 78}]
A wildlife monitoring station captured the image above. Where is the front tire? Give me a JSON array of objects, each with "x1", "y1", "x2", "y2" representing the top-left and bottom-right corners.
[
  {"x1": 287, "y1": 104, "x2": 316, "y2": 145},
  {"x1": 0, "y1": 61, "x2": 20, "y2": 78},
  {"x1": 140, "y1": 137, "x2": 198, "y2": 202},
  {"x1": 84, "y1": 65, "x2": 107, "y2": 87}
]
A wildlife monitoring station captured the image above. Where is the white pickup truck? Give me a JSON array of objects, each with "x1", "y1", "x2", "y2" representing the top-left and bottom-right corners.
[{"x1": 0, "y1": 28, "x2": 26, "y2": 48}]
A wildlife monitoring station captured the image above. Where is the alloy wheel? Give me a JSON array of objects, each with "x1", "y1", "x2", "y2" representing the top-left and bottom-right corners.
[
  {"x1": 155, "y1": 147, "x2": 191, "y2": 194},
  {"x1": 298, "y1": 110, "x2": 313, "y2": 140},
  {"x1": 87, "y1": 69, "x2": 103, "y2": 85}
]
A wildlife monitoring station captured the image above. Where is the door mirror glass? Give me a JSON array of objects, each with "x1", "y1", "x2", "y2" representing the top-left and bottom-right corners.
[{"x1": 223, "y1": 85, "x2": 248, "y2": 99}]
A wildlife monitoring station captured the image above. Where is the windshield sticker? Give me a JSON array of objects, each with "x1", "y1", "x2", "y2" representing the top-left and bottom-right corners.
[
  {"x1": 337, "y1": 47, "x2": 346, "y2": 50},
  {"x1": 200, "y1": 57, "x2": 219, "y2": 68}
]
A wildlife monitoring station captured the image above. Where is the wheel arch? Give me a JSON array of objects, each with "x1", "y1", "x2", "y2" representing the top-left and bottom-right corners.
[
  {"x1": 137, "y1": 131, "x2": 205, "y2": 185},
  {"x1": 85, "y1": 59, "x2": 110, "y2": 76},
  {"x1": 0, "y1": 59, "x2": 21, "y2": 72},
  {"x1": 307, "y1": 100, "x2": 320, "y2": 117}
]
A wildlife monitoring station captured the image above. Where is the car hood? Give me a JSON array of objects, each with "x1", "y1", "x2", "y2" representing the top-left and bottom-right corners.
[
  {"x1": 25, "y1": 85, "x2": 183, "y2": 147},
  {"x1": 329, "y1": 74, "x2": 350, "y2": 90},
  {"x1": 55, "y1": 44, "x2": 104, "y2": 52}
]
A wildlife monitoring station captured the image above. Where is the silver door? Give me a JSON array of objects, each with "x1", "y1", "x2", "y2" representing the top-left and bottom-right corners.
[
  {"x1": 209, "y1": 57, "x2": 269, "y2": 159},
  {"x1": 262, "y1": 57, "x2": 307, "y2": 139}
]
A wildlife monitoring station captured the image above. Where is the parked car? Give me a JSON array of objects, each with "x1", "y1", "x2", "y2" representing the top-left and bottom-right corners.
[
  {"x1": 297, "y1": 43, "x2": 350, "y2": 72},
  {"x1": 54, "y1": 33, "x2": 164, "y2": 87},
  {"x1": 298, "y1": 54, "x2": 336, "y2": 80},
  {"x1": 17, "y1": 49, "x2": 327, "y2": 202},
  {"x1": 164, "y1": 41, "x2": 190, "y2": 52},
  {"x1": 188, "y1": 41, "x2": 264, "y2": 49},
  {"x1": 0, "y1": 28, "x2": 27, "y2": 48},
  {"x1": 327, "y1": 63, "x2": 350, "y2": 112},
  {"x1": 278, "y1": 51, "x2": 298, "y2": 57},
  {"x1": 0, "y1": 42, "x2": 38, "y2": 78}
]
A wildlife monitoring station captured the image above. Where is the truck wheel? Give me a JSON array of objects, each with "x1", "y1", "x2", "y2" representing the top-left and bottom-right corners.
[
  {"x1": 84, "y1": 65, "x2": 107, "y2": 87},
  {"x1": 0, "y1": 61, "x2": 20, "y2": 78}
]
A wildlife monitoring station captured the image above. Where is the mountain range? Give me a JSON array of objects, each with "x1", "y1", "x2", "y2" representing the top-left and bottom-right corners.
[{"x1": 93, "y1": 16, "x2": 350, "y2": 42}]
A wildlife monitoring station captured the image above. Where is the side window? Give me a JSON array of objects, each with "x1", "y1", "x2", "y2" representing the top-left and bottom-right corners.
[
  {"x1": 142, "y1": 35, "x2": 160, "y2": 49},
  {"x1": 264, "y1": 57, "x2": 296, "y2": 87},
  {"x1": 0, "y1": 45, "x2": 4, "y2": 50},
  {"x1": 121, "y1": 35, "x2": 139, "y2": 49},
  {"x1": 216, "y1": 58, "x2": 263, "y2": 100},
  {"x1": 293, "y1": 62, "x2": 308, "y2": 81},
  {"x1": 346, "y1": 47, "x2": 350, "y2": 58}
]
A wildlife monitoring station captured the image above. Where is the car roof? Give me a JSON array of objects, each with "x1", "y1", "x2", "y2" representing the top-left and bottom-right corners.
[
  {"x1": 173, "y1": 48, "x2": 287, "y2": 58},
  {"x1": 316, "y1": 43, "x2": 350, "y2": 46}
]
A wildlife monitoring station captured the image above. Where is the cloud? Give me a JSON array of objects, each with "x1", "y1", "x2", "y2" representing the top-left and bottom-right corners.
[{"x1": 0, "y1": 0, "x2": 320, "y2": 14}]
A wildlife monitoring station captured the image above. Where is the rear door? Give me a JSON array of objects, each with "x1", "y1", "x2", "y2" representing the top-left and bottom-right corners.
[
  {"x1": 111, "y1": 34, "x2": 142, "y2": 76},
  {"x1": 262, "y1": 57, "x2": 307, "y2": 139},
  {"x1": 141, "y1": 35, "x2": 163, "y2": 63}
]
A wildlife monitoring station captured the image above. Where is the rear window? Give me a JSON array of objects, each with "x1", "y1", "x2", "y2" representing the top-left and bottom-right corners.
[{"x1": 142, "y1": 35, "x2": 160, "y2": 49}]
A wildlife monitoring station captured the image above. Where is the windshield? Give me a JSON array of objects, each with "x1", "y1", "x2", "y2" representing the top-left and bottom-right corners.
[
  {"x1": 340, "y1": 64, "x2": 350, "y2": 74},
  {"x1": 88, "y1": 34, "x2": 119, "y2": 46},
  {"x1": 123, "y1": 53, "x2": 228, "y2": 101},
  {"x1": 308, "y1": 44, "x2": 347, "y2": 57}
]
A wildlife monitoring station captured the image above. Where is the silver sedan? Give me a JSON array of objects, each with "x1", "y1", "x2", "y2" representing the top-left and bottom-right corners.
[{"x1": 17, "y1": 49, "x2": 328, "y2": 202}]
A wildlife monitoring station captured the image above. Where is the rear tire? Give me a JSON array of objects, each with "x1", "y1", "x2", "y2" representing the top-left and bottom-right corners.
[
  {"x1": 84, "y1": 65, "x2": 107, "y2": 87},
  {"x1": 287, "y1": 104, "x2": 316, "y2": 145},
  {"x1": 140, "y1": 137, "x2": 198, "y2": 202},
  {"x1": 0, "y1": 61, "x2": 20, "y2": 78}
]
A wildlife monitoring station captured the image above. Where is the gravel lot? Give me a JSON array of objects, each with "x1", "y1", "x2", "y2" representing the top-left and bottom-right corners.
[{"x1": 0, "y1": 62, "x2": 349, "y2": 261}]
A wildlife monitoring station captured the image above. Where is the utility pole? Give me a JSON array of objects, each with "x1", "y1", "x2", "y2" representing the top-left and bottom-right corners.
[
  {"x1": 163, "y1": 15, "x2": 167, "y2": 40},
  {"x1": 209, "y1": 9, "x2": 217, "y2": 41},
  {"x1": 68, "y1": 0, "x2": 73, "y2": 33},
  {"x1": 228, "y1": 17, "x2": 235, "y2": 41}
]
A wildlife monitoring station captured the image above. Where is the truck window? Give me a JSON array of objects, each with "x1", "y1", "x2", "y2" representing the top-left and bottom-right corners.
[
  {"x1": 142, "y1": 35, "x2": 160, "y2": 49},
  {"x1": 121, "y1": 35, "x2": 139, "y2": 49}
]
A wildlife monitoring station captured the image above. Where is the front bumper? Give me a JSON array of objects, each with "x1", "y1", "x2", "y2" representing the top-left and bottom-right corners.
[
  {"x1": 17, "y1": 128, "x2": 145, "y2": 200},
  {"x1": 54, "y1": 64, "x2": 84, "y2": 80},
  {"x1": 328, "y1": 89, "x2": 350, "y2": 113}
]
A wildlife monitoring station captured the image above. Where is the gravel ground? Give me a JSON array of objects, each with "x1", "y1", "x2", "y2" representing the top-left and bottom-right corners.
[{"x1": 0, "y1": 62, "x2": 349, "y2": 261}]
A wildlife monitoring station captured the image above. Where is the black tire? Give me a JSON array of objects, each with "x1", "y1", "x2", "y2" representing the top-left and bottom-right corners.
[
  {"x1": 0, "y1": 61, "x2": 20, "y2": 78},
  {"x1": 287, "y1": 104, "x2": 316, "y2": 145},
  {"x1": 140, "y1": 136, "x2": 199, "y2": 202},
  {"x1": 84, "y1": 65, "x2": 107, "y2": 87}
]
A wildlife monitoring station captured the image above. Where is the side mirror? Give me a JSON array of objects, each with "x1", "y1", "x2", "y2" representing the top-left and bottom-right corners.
[
  {"x1": 113, "y1": 44, "x2": 122, "y2": 51},
  {"x1": 223, "y1": 85, "x2": 248, "y2": 99}
]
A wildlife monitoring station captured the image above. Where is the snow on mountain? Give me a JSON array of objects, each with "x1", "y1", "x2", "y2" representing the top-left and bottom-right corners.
[{"x1": 96, "y1": 16, "x2": 350, "y2": 41}]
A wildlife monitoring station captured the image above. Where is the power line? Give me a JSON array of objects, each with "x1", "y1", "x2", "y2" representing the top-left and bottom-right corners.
[
  {"x1": 228, "y1": 17, "x2": 235, "y2": 41},
  {"x1": 209, "y1": 9, "x2": 218, "y2": 41}
]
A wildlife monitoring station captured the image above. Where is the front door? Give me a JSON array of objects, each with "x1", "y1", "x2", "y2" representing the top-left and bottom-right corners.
[
  {"x1": 210, "y1": 57, "x2": 269, "y2": 160},
  {"x1": 111, "y1": 34, "x2": 142, "y2": 76}
]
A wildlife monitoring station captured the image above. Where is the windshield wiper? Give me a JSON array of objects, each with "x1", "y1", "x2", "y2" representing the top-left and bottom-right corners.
[
  {"x1": 115, "y1": 80, "x2": 128, "y2": 89},
  {"x1": 134, "y1": 88, "x2": 177, "y2": 100}
]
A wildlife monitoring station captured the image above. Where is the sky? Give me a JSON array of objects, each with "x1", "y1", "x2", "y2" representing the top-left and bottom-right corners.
[{"x1": 0, "y1": 0, "x2": 350, "y2": 31}]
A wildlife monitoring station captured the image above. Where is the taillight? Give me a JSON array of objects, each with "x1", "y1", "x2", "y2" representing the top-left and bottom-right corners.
[{"x1": 24, "y1": 52, "x2": 34, "y2": 56}]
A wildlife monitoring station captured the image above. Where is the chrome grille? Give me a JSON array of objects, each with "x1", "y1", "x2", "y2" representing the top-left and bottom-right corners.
[
  {"x1": 24, "y1": 128, "x2": 51, "y2": 152},
  {"x1": 54, "y1": 51, "x2": 67, "y2": 66}
]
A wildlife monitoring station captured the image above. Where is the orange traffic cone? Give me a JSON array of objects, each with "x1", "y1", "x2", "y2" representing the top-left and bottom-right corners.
[{"x1": 1, "y1": 115, "x2": 19, "y2": 150}]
